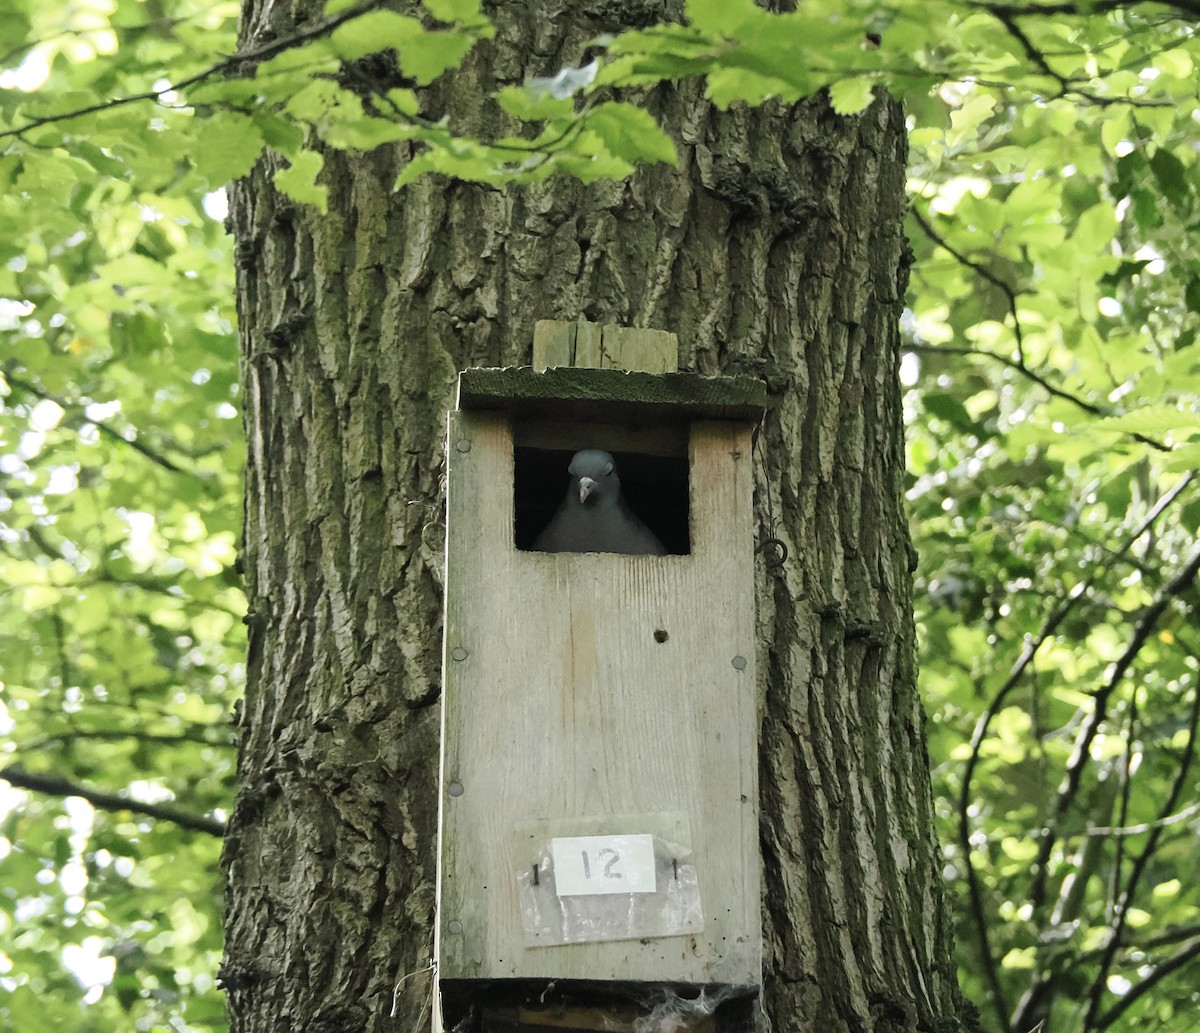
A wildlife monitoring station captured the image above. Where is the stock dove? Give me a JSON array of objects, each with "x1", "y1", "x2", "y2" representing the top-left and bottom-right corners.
[{"x1": 534, "y1": 449, "x2": 667, "y2": 556}]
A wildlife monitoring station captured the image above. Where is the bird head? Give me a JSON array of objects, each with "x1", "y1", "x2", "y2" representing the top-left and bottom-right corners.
[{"x1": 568, "y1": 449, "x2": 618, "y2": 506}]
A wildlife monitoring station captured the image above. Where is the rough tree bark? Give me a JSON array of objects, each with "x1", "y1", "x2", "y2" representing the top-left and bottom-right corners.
[{"x1": 220, "y1": 2, "x2": 974, "y2": 1032}]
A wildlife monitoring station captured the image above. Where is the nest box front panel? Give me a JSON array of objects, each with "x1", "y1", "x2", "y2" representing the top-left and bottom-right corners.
[{"x1": 438, "y1": 411, "x2": 759, "y2": 987}]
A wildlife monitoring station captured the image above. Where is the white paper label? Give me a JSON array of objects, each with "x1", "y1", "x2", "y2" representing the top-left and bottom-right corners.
[{"x1": 550, "y1": 834, "x2": 657, "y2": 896}]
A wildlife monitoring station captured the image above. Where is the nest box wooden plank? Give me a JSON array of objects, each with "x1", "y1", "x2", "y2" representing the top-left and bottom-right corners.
[{"x1": 437, "y1": 366, "x2": 765, "y2": 992}]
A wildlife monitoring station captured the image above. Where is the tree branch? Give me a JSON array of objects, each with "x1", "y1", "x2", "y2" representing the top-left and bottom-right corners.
[
  {"x1": 1030, "y1": 541, "x2": 1200, "y2": 909},
  {"x1": 1086, "y1": 799, "x2": 1200, "y2": 836},
  {"x1": 1, "y1": 766, "x2": 226, "y2": 836},
  {"x1": 910, "y1": 205, "x2": 1028, "y2": 366},
  {"x1": 976, "y1": 4, "x2": 1169, "y2": 106},
  {"x1": 0, "y1": 0, "x2": 382, "y2": 143},
  {"x1": 0, "y1": 16, "x2": 191, "y2": 71},
  {"x1": 3, "y1": 372, "x2": 204, "y2": 478},
  {"x1": 910, "y1": 203, "x2": 1175, "y2": 452},
  {"x1": 26, "y1": 729, "x2": 232, "y2": 752},
  {"x1": 955, "y1": 472, "x2": 1194, "y2": 1029},
  {"x1": 910, "y1": 206, "x2": 1173, "y2": 451},
  {"x1": 1095, "y1": 936, "x2": 1200, "y2": 1029},
  {"x1": 905, "y1": 343, "x2": 1170, "y2": 453},
  {"x1": 1082, "y1": 673, "x2": 1200, "y2": 1029},
  {"x1": 975, "y1": 0, "x2": 1200, "y2": 18}
]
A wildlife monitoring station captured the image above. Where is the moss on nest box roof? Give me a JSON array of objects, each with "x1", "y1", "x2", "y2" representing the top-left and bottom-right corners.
[{"x1": 456, "y1": 367, "x2": 767, "y2": 425}]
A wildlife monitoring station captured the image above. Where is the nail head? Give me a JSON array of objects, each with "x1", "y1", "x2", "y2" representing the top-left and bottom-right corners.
[
  {"x1": 731, "y1": 655, "x2": 747, "y2": 671},
  {"x1": 452, "y1": 646, "x2": 468, "y2": 661},
  {"x1": 448, "y1": 781, "x2": 464, "y2": 797}
]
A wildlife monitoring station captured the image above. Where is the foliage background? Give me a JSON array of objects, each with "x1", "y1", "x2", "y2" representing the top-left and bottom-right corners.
[{"x1": 0, "y1": 1, "x2": 1197, "y2": 1031}]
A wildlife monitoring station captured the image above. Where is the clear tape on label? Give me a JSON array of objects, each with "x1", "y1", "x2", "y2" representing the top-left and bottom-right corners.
[{"x1": 514, "y1": 812, "x2": 703, "y2": 947}]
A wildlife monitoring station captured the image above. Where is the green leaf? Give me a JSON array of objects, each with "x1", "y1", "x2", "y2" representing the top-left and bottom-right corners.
[
  {"x1": 191, "y1": 112, "x2": 266, "y2": 186},
  {"x1": 1185, "y1": 277, "x2": 1200, "y2": 314},
  {"x1": 549, "y1": 146, "x2": 635, "y2": 184},
  {"x1": 947, "y1": 93, "x2": 996, "y2": 147},
  {"x1": 828, "y1": 77, "x2": 875, "y2": 116},
  {"x1": 1149, "y1": 147, "x2": 1191, "y2": 208},
  {"x1": 424, "y1": 0, "x2": 485, "y2": 23},
  {"x1": 387, "y1": 88, "x2": 420, "y2": 116},
  {"x1": 1164, "y1": 441, "x2": 1200, "y2": 472},
  {"x1": 76, "y1": 141, "x2": 128, "y2": 178},
  {"x1": 706, "y1": 66, "x2": 798, "y2": 108},
  {"x1": 322, "y1": 116, "x2": 417, "y2": 150},
  {"x1": 495, "y1": 84, "x2": 575, "y2": 121},
  {"x1": 1071, "y1": 201, "x2": 1117, "y2": 252},
  {"x1": 253, "y1": 112, "x2": 306, "y2": 156},
  {"x1": 330, "y1": 10, "x2": 422, "y2": 61},
  {"x1": 583, "y1": 102, "x2": 676, "y2": 165},
  {"x1": 686, "y1": 0, "x2": 759, "y2": 35},
  {"x1": 1130, "y1": 188, "x2": 1162, "y2": 230},
  {"x1": 1154, "y1": 46, "x2": 1193, "y2": 81},
  {"x1": 924, "y1": 392, "x2": 986, "y2": 434},
  {"x1": 1097, "y1": 408, "x2": 1200, "y2": 436},
  {"x1": 398, "y1": 29, "x2": 477, "y2": 84},
  {"x1": 274, "y1": 150, "x2": 328, "y2": 211}
]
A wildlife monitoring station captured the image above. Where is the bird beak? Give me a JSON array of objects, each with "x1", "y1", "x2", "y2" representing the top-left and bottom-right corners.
[{"x1": 578, "y1": 477, "x2": 596, "y2": 503}]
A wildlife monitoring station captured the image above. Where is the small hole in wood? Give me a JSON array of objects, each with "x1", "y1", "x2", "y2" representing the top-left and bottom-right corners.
[{"x1": 654, "y1": 629, "x2": 669, "y2": 643}]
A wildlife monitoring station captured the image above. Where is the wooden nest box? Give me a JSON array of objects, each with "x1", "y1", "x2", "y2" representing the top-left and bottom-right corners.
[{"x1": 436, "y1": 322, "x2": 766, "y2": 1033}]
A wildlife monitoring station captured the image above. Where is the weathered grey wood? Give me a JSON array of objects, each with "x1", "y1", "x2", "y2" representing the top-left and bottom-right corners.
[
  {"x1": 457, "y1": 367, "x2": 766, "y2": 427},
  {"x1": 438, "y1": 413, "x2": 759, "y2": 985},
  {"x1": 532, "y1": 321, "x2": 574, "y2": 370},
  {"x1": 532, "y1": 320, "x2": 678, "y2": 374},
  {"x1": 603, "y1": 324, "x2": 677, "y2": 373},
  {"x1": 573, "y1": 320, "x2": 604, "y2": 368}
]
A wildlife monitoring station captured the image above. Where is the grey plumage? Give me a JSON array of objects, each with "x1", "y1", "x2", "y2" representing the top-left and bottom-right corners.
[{"x1": 533, "y1": 449, "x2": 667, "y2": 556}]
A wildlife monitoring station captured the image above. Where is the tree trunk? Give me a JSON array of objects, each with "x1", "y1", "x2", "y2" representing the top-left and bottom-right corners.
[{"x1": 221, "y1": 3, "x2": 973, "y2": 1032}]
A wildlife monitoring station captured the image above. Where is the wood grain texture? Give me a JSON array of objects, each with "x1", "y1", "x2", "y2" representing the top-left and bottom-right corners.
[
  {"x1": 533, "y1": 319, "x2": 679, "y2": 373},
  {"x1": 439, "y1": 414, "x2": 759, "y2": 984}
]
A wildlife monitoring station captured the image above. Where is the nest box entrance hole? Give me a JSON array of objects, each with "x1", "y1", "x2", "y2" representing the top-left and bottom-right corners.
[{"x1": 512, "y1": 420, "x2": 691, "y2": 555}]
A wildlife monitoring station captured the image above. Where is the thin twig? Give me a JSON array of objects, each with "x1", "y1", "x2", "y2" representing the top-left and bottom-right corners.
[
  {"x1": 955, "y1": 472, "x2": 1194, "y2": 1028},
  {"x1": 0, "y1": 0, "x2": 382, "y2": 142},
  {"x1": 1030, "y1": 541, "x2": 1200, "y2": 909},
  {"x1": 905, "y1": 343, "x2": 1171, "y2": 453},
  {"x1": 1095, "y1": 937, "x2": 1200, "y2": 1029},
  {"x1": 980, "y1": 6, "x2": 1154, "y2": 107},
  {"x1": 3, "y1": 373, "x2": 202, "y2": 477},
  {"x1": 0, "y1": 16, "x2": 190, "y2": 70},
  {"x1": 1086, "y1": 800, "x2": 1200, "y2": 836},
  {"x1": 1, "y1": 766, "x2": 226, "y2": 836},
  {"x1": 25, "y1": 729, "x2": 231, "y2": 752},
  {"x1": 974, "y1": 0, "x2": 1200, "y2": 18},
  {"x1": 1082, "y1": 673, "x2": 1200, "y2": 1030},
  {"x1": 910, "y1": 205, "x2": 1027, "y2": 366}
]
